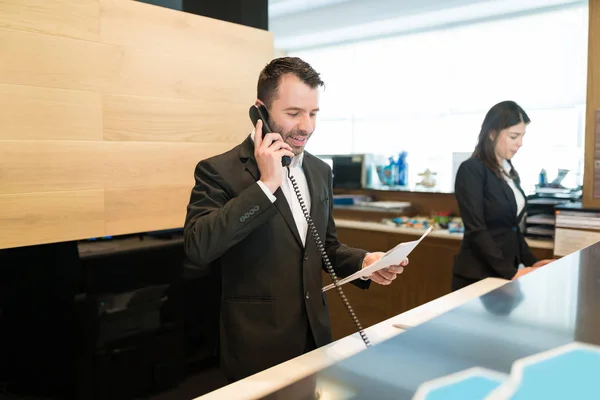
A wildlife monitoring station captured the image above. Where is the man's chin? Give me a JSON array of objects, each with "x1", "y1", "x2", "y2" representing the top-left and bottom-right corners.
[
  {"x1": 292, "y1": 147, "x2": 305, "y2": 156},
  {"x1": 284, "y1": 141, "x2": 305, "y2": 156}
]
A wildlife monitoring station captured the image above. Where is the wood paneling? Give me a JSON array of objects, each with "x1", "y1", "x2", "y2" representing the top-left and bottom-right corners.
[
  {"x1": 583, "y1": 0, "x2": 600, "y2": 208},
  {"x1": 0, "y1": 190, "x2": 105, "y2": 249},
  {"x1": 0, "y1": 0, "x2": 100, "y2": 41},
  {"x1": 0, "y1": 84, "x2": 103, "y2": 140},
  {"x1": 101, "y1": 141, "x2": 232, "y2": 189},
  {"x1": 0, "y1": 0, "x2": 273, "y2": 249},
  {"x1": 104, "y1": 186, "x2": 191, "y2": 235},
  {"x1": 99, "y1": 0, "x2": 270, "y2": 61},
  {"x1": 0, "y1": 27, "x2": 117, "y2": 92},
  {"x1": 102, "y1": 94, "x2": 249, "y2": 143},
  {"x1": 0, "y1": 141, "x2": 232, "y2": 194},
  {"x1": 0, "y1": 140, "x2": 107, "y2": 194},
  {"x1": 0, "y1": 27, "x2": 259, "y2": 104}
]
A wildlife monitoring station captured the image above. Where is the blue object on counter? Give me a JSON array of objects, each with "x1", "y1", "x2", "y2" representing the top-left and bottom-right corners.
[
  {"x1": 539, "y1": 169, "x2": 547, "y2": 187},
  {"x1": 396, "y1": 151, "x2": 408, "y2": 186},
  {"x1": 448, "y1": 221, "x2": 464, "y2": 233},
  {"x1": 333, "y1": 197, "x2": 354, "y2": 205},
  {"x1": 376, "y1": 157, "x2": 396, "y2": 186},
  {"x1": 333, "y1": 195, "x2": 372, "y2": 206}
]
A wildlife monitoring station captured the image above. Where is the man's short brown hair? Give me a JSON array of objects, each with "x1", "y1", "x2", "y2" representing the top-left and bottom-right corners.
[{"x1": 257, "y1": 57, "x2": 324, "y2": 109}]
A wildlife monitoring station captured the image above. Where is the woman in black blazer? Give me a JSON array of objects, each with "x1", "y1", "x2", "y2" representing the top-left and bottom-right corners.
[{"x1": 452, "y1": 101, "x2": 553, "y2": 291}]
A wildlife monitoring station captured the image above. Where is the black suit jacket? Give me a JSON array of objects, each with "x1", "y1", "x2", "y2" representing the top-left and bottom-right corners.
[
  {"x1": 183, "y1": 136, "x2": 369, "y2": 381},
  {"x1": 453, "y1": 157, "x2": 538, "y2": 282}
]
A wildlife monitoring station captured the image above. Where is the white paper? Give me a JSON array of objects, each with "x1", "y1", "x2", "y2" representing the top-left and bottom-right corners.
[{"x1": 322, "y1": 225, "x2": 434, "y2": 292}]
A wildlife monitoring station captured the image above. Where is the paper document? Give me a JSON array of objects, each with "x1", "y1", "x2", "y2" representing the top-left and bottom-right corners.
[{"x1": 322, "y1": 226, "x2": 434, "y2": 292}]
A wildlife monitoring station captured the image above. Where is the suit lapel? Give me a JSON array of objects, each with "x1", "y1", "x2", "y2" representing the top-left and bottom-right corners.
[
  {"x1": 498, "y1": 174, "x2": 518, "y2": 219},
  {"x1": 515, "y1": 179, "x2": 528, "y2": 223},
  {"x1": 239, "y1": 136, "x2": 260, "y2": 181},
  {"x1": 239, "y1": 136, "x2": 303, "y2": 247},
  {"x1": 273, "y1": 187, "x2": 303, "y2": 247},
  {"x1": 302, "y1": 153, "x2": 321, "y2": 224}
]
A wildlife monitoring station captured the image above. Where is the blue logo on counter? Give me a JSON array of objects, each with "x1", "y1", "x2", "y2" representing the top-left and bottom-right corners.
[{"x1": 413, "y1": 342, "x2": 600, "y2": 399}]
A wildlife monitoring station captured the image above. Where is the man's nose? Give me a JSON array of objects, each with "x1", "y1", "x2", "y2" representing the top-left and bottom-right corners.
[{"x1": 298, "y1": 114, "x2": 313, "y2": 133}]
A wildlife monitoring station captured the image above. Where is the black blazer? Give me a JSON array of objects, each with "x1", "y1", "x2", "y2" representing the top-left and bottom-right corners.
[
  {"x1": 453, "y1": 157, "x2": 538, "y2": 282},
  {"x1": 183, "y1": 136, "x2": 369, "y2": 381}
]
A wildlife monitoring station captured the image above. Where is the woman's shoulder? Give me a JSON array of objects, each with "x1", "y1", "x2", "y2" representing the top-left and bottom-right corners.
[
  {"x1": 456, "y1": 157, "x2": 496, "y2": 187},
  {"x1": 458, "y1": 156, "x2": 486, "y2": 173}
]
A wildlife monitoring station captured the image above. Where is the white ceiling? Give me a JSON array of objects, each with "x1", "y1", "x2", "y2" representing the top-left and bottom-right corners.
[{"x1": 268, "y1": 0, "x2": 586, "y2": 51}]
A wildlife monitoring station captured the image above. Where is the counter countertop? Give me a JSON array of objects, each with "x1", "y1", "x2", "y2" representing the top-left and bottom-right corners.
[
  {"x1": 334, "y1": 218, "x2": 554, "y2": 250},
  {"x1": 195, "y1": 277, "x2": 509, "y2": 400},
  {"x1": 258, "y1": 240, "x2": 599, "y2": 399}
]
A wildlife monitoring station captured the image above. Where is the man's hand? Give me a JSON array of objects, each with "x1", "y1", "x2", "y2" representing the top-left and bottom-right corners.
[
  {"x1": 254, "y1": 119, "x2": 294, "y2": 193},
  {"x1": 362, "y1": 252, "x2": 409, "y2": 285}
]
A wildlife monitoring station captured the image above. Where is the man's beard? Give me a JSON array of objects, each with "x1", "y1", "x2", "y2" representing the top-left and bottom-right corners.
[{"x1": 268, "y1": 118, "x2": 310, "y2": 156}]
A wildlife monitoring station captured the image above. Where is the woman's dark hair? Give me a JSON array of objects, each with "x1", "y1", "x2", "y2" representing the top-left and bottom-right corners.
[{"x1": 472, "y1": 100, "x2": 531, "y2": 180}]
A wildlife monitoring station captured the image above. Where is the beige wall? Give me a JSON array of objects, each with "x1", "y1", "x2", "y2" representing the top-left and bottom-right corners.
[{"x1": 0, "y1": 0, "x2": 273, "y2": 249}]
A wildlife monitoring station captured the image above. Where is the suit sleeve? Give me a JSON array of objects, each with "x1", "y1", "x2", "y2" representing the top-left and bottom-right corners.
[
  {"x1": 455, "y1": 161, "x2": 516, "y2": 279},
  {"x1": 323, "y1": 166, "x2": 370, "y2": 290},
  {"x1": 183, "y1": 160, "x2": 277, "y2": 272}
]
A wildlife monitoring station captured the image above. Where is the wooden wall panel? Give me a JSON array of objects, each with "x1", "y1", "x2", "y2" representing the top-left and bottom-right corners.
[
  {"x1": 102, "y1": 94, "x2": 249, "y2": 143},
  {"x1": 0, "y1": 27, "x2": 117, "y2": 92},
  {"x1": 0, "y1": 0, "x2": 273, "y2": 249},
  {"x1": 0, "y1": 190, "x2": 105, "y2": 249},
  {"x1": 0, "y1": 141, "x2": 107, "y2": 194},
  {"x1": 0, "y1": 28, "x2": 254, "y2": 104},
  {"x1": 99, "y1": 0, "x2": 270, "y2": 61},
  {"x1": 101, "y1": 142, "x2": 232, "y2": 189},
  {"x1": 104, "y1": 186, "x2": 191, "y2": 235},
  {"x1": 0, "y1": 141, "x2": 233, "y2": 194},
  {"x1": 0, "y1": 0, "x2": 100, "y2": 41},
  {"x1": 0, "y1": 83, "x2": 103, "y2": 140},
  {"x1": 583, "y1": 0, "x2": 600, "y2": 208}
]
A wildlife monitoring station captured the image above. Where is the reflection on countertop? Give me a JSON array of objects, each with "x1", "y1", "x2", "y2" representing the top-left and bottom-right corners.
[{"x1": 334, "y1": 218, "x2": 554, "y2": 250}]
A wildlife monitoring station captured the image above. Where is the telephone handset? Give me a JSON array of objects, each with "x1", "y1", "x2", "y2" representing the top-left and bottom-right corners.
[
  {"x1": 248, "y1": 104, "x2": 371, "y2": 348},
  {"x1": 249, "y1": 104, "x2": 292, "y2": 167}
]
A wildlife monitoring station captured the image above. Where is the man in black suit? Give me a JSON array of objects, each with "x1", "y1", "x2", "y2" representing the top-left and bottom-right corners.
[{"x1": 183, "y1": 57, "x2": 408, "y2": 382}]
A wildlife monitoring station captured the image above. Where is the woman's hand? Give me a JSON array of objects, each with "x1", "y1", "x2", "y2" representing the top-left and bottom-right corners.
[
  {"x1": 512, "y1": 266, "x2": 538, "y2": 280},
  {"x1": 512, "y1": 259, "x2": 555, "y2": 280},
  {"x1": 531, "y1": 259, "x2": 554, "y2": 268}
]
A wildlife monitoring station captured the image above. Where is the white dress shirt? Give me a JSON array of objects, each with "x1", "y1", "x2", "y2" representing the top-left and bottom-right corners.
[
  {"x1": 502, "y1": 160, "x2": 525, "y2": 217},
  {"x1": 250, "y1": 132, "x2": 311, "y2": 246}
]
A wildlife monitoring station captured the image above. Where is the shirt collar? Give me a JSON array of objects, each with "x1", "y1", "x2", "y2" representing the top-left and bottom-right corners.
[{"x1": 250, "y1": 130, "x2": 304, "y2": 168}]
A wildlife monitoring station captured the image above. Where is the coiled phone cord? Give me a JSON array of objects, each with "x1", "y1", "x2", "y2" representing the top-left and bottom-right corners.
[{"x1": 287, "y1": 167, "x2": 371, "y2": 348}]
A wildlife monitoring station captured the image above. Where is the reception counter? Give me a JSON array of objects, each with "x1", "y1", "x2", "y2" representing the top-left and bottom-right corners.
[
  {"x1": 196, "y1": 277, "x2": 510, "y2": 400},
  {"x1": 324, "y1": 218, "x2": 555, "y2": 341},
  {"x1": 200, "y1": 240, "x2": 599, "y2": 399}
]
